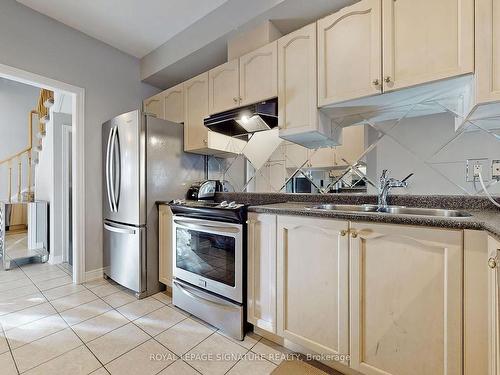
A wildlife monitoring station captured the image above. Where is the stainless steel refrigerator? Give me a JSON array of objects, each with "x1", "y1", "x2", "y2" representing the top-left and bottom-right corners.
[{"x1": 102, "y1": 110, "x2": 204, "y2": 298}]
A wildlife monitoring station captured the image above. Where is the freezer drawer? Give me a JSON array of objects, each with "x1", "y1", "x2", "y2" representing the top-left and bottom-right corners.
[{"x1": 103, "y1": 221, "x2": 146, "y2": 294}]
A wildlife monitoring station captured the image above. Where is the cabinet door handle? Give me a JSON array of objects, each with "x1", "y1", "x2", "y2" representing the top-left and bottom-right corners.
[
  {"x1": 340, "y1": 230, "x2": 347, "y2": 237},
  {"x1": 489, "y1": 257, "x2": 497, "y2": 269},
  {"x1": 351, "y1": 231, "x2": 358, "y2": 238},
  {"x1": 384, "y1": 76, "x2": 392, "y2": 83},
  {"x1": 233, "y1": 98, "x2": 238, "y2": 103},
  {"x1": 372, "y1": 79, "x2": 380, "y2": 86}
]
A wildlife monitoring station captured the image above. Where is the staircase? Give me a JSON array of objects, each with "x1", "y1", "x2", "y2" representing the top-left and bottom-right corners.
[{"x1": 1, "y1": 89, "x2": 54, "y2": 203}]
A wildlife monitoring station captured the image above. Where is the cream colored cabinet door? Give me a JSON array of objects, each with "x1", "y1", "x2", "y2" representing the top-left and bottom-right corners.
[
  {"x1": 239, "y1": 41, "x2": 278, "y2": 106},
  {"x1": 163, "y1": 83, "x2": 184, "y2": 124},
  {"x1": 247, "y1": 213, "x2": 277, "y2": 333},
  {"x1": 318, "y1": 0, "x2": 382, "y2": 106},
  {"x1": 208, "y1": 59, "x2": 239, "y2": 115},
  {"x1": 308, "y1": 148, "x2": 335, "y2": 169},
  {"x1": 158, "y1": 205, "x2": 173, "y2": 286},
  {"x1": 382, "y1": 0, "x2": 474, "y2": 92},
  {"x1": 144, "y1": 92, "x2": 165, "y2": 119},
  {"x1": 475, "y1": 0, "x2": 500, "y2": 104},
  {"x1": 183, "y1": 72, "x2": 209, "y2": 151},
  {"x1": 350, "y1": 223, "x2": 463, "y2": 375},
  {"x1": 277, "y1": 216, "x2": 349, "y2": 359},
  {"x1": 488, "y1": 236, "x2": 500, "y2": 375}
]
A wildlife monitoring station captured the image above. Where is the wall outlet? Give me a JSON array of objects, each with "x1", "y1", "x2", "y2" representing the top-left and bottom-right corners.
[
  {"x1": 492, "y1": 160, "x2": 500, "y2": 180},
  {"x1": 466, "y1": 159, "x2": 490, "y2": 182}
]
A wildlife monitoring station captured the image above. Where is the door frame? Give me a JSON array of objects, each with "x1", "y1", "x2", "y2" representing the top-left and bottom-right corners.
[
  {"x1": 0, "y1": 62, "x2": 86, "y2": 284},
  {"x1": 61, "y1": 124, "x2": 72, "y2": 264}
]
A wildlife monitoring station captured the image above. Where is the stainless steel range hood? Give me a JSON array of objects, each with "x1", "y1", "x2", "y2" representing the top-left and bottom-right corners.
[{"x1": 204, "y1": 99, "x2": 278, "y2": 137}]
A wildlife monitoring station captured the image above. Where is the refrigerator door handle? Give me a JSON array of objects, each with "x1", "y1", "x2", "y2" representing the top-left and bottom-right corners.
[
  {"x1": 104, "y1": 223, "x2": 136, "y2": 235},
  {"x1": 114, "y1": 127, "x2": 121, "y2": 211},
  {"x1": 109, "y1": 126, "x2": 118, "y2": 212},
  {"x1": 105, "y1": 127, "x2": 115, "y2": 212}
]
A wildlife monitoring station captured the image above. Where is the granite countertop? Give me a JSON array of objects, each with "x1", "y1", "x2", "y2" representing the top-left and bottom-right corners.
[{"x1": 248, "y1": 202, "x2": 500, "y2": 240}]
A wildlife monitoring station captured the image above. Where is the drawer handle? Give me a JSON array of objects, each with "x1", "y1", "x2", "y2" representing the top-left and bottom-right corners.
[
  {"x1": 384, "y1": 76, "x2": 392, "y2": 83},
  {"x1": 372, "y1": 79, "x2": 380, "y2": 86},
  {"x1": 340, "y1": 230, "x2": 347, "y2": 237},
  {"x1": 351, "y1": 231, "x2": 358, "y2": 238},
  {"x1": 489, "y1": 257, "x2": 497, "y2": 269}
]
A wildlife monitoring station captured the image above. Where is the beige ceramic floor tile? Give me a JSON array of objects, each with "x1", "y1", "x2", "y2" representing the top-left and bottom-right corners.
[
  {"x1": 117, "y1": 297, "x2": 163, "y2": 321},
  {"x1": 226, "y1": 353, "x2": 277, "y2": 375},
  {"x1": 87, "y1": 323, "x2": 150, "y2": 364},
  {"x1": 42, "y1": 283, "x2": 86, "y2": 301},
  {"x1": 105, "y1": 339, "x2": 176, "y2": 375},
  {"x1": 0, "y1": 328, "x2": 9, "y2": 354},
  {"x1": 219, "y1": 331, "x2": 261, "y2": 350},
  {"x1": 0, "y1": 302, "x2": 56, "y2": 331},
  {"x1": 185, "y1": 333, "x2": 248, "y2": 375},
  {"x1": 60, "y1": 298, "x2": 112, "y2": 326},
  {"x1": 101, "y1": 291, "x2": 136, "y2": 308},
  {"x1": 73, "y1": 309, "x2": 129, "y2": 342},
  {"x1": 51, "y1": 290, "x2": 98, "y2": 312},
  {"x1": 12, "y1": 328, "x2": 82, "y2": 373},
  {"x1": 251, "y1": 339, "x2": 293, "y2": 365},
  {"x1": 91, "y1": 284, "x2": 124, "y2": 298},
  {"x1": 158, "y1": 360, "x2": 200, "y2": 375},
  {"x1": 156, "y1": 318, "x2": 214, "y2": 356},
  {"x1": 28, "y1": 269, "x2": 69, "y2": 282},
  {"x1": 83, "y1": 278, "x2": 109, "y2": 289},
  {"x1": 7, "y1": 314, "x2": 68, "y2": 349},
  {"x1": 0, "y1": 351, "x2": 18, "y2": 375},
  {"x1": 151, "y1": 292, "x2": 172, "y2": 305},
  {"x1": 0, "y1": 268, "x2": 28, "y2": 283},
  {"x1": 0, "y1": 277, "x2": 33, "y2": 292},
  {"x1": 134, "y1": 305, "x2": 186, "y2": 336},
  {"x1": 0, "y1": 292, "x2": 47, "y2": 316},
  {"x1": 24, "y1": 345, "x2": 101, "y2": 375},
  {"x1": 0, "y1": 284, "x2": 39, "y2": 302},
  {"x1": 34, "y1": 275, "x2": 73, "y2": 291},
  {"x1": 90, "y1": 367, "x2": 110, "y2": 375}
]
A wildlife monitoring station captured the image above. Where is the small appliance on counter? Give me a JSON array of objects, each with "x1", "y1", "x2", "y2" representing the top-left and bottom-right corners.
[
  {"x1": 169, "y1": 199, "x2": 248, "y2": 340},
  {"x1": 186, "y1": 180, "x2": 234, "y2": 200}
]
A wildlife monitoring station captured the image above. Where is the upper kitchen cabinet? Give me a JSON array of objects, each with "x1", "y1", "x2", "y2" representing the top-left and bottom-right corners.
[
  {"x1": 475, "y1": 0, "x2": 500, "y2": 104},
  {"x1": 350, "y1": 223, "x2": 463, "y2": 375},
  {"x1": 184, "y1": 72, "x2": 246, "y2": 155},
  {"x1": 144, "y1": 92, "x2": 165, "y2": 119},
  {"x1": 382, "y1": 0, "x2": 474, "y2": 92},
  {"x1": 208, "y1": 59, "x2": 240, "y2": 115},
  {"x1": 317, "y1": 0, "x2": 382, "y2": 105},
  {"x1": 239, "y1": 41, "x2": 278, "y2": 106},
  {"x1": 163, "y1": 83, "x2": 184, "y2": 124},
  {"x1": 278, "y1": 23, "x2": 341, "y2": 148}
]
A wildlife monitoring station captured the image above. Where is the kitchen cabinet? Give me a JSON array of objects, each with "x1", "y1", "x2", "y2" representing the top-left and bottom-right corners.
[
  {"x1": 475, "y1": 0, "x2": 500, "y2": 104},
  {"x1": 278, "y1": 23, "x2": 340, "y2": 148},
  {"x1": 276, "y1": 216, "x2": 349, "y2": 358},
  {"x1": 239, "y1": 41, "x2": 277, "y2": 106},
  {"x1": 208, "y1": 59, "x2": 240, "y2": 115},
  {"x1": 382, "y1": 0, "x2": 474, "y2": 92},
  {"x1": 317, "y1": 0, "x2": 382, "y2": 105},
  {"x1": 158, "y1": 204, "x2": 173, "y2": 286},
  {"x1": 247, "y1": 213, "x2": 277, "y2": 333},
  {"x1": 143, "y1": 92, "x2": 164, "y2": 119},
  {"x1": 488, "y1": 236, "x2": 500, "y2": 375},
  {"x1": 349, "y1": 223, "x2": 463, "y2": 375},
  {"x1": 163, "y1": 83, "x2": 184, "y2": 124}
]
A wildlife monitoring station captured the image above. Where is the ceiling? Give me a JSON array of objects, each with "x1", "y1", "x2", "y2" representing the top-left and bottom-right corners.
[{"x1": 16, "y1": 0, "x2": 229, "y2": 58}]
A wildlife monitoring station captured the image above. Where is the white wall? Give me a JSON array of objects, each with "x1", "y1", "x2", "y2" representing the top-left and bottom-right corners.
[
  {"x1": 0, "y1": 0, "x2": 160, "y2": 272},
  {"x1": 0, "y1": 78, "x2": 39, "y2": 200}
]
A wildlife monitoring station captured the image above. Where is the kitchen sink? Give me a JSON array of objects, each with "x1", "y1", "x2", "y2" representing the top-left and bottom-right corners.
[{"x1": 307, "y1": 204, "x2": 472, "y2": 218}]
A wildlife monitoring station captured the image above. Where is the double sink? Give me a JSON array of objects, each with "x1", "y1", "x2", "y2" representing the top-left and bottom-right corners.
[{"x1": 307, "y1": 204, "x2": 472, "y2": 218}]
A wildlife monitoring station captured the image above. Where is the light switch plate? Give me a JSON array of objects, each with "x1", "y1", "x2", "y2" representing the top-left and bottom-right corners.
[
  {"x1": 492, "y1": 160, "x2": 500, "y2": 180},
  {"x1": 466, "y1": 158, "x2": 490, "y2": 182}
]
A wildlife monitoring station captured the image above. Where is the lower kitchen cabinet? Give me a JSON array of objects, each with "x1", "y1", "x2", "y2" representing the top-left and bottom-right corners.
[
  {"x1": 349, "y1": 223, "x2": 463, "y2": 375},
  {"x1": 158, "y1": 204, "x2": 173, "y2": 286},
  {"x1": 247, "y1": 213, "x2": 277, "y2": 333},
  {"x1": 276, "y1": 215, "x2": 349, "y2": 359},
  {"x1": 488, "y1": 236, "x2": 500, "y2": 375}
]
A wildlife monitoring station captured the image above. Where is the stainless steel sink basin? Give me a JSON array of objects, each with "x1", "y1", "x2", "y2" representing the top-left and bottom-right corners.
[
  {"x1": 378, "y1": 206, "x2": 472, "y2": 217},
  {"x1": 307, "y1": 204, "x2": 472, "y2": 218},
  {"x1": 308, "y1": 204, "x2": 380, "y2": 212}
]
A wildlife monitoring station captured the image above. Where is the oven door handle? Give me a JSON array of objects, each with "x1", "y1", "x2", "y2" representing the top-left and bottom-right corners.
[
  {"x1": 173, "y1": 219, "x2": 240, "y2": 234},
  {"x1": 174, "y1": 280, "x2": 237, "y2": 309}
]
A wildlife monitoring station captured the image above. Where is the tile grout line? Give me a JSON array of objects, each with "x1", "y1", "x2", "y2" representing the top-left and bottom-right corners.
[{"x1": 1, "y1": 322, "x2": 21, "y2": 374}]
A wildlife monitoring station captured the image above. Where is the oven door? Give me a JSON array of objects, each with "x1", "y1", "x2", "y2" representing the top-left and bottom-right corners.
[{"x1": 172, "y1": 216, "x2": 243, "y2": 303}]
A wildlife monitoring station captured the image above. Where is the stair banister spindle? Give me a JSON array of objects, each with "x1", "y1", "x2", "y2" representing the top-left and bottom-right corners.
[
  {"x1": 17, "y1": 157, "x2": 22, "y2": 202},
  {"x1": 7, "y1": 161, "x2": 12, "y2": 203}
]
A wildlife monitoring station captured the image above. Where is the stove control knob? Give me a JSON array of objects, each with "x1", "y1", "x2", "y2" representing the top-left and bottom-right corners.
[
  {"x1": 220, "y1": 201, "x2": 229, "y2": 207},
  {"x1": 228, "y1": 201, "x2": 237, "y2": 208}
]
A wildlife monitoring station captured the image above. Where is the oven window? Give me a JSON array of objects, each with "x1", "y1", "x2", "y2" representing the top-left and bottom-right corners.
[{"x1": 176, "y1": 228, "x2": 236, "y2": 287}]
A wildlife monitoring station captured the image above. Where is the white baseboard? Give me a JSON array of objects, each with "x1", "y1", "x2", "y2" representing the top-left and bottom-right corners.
[
  {"x1": 48, "y1": 255, "x2": 63, "y2": 264},
  {"x1": 85, "y1": 267, "x2": 104, "y2": 282}
]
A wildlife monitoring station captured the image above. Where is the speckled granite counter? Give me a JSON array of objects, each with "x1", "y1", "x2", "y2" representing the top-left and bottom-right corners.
[{"x1": 248, "y1": 202, "x2": 500, "y2": 240}]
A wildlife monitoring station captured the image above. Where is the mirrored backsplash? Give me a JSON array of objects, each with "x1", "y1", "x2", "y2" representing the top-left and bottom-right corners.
[{"x1": 207, "y1": 102, "x2": 500, "y2": 196}]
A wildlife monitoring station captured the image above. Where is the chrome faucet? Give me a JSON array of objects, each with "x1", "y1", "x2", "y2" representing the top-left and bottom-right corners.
[{"x1": 378, "y1": 169, "x2": 414, "y2": 208}]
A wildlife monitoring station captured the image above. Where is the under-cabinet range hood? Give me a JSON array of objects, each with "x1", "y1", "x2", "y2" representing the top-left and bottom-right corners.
[{"x1": 204, "y1": 99, "x2": 278, "y2": 137}]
